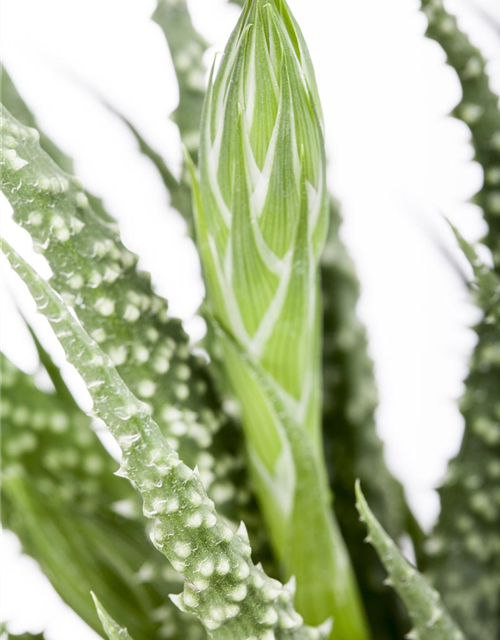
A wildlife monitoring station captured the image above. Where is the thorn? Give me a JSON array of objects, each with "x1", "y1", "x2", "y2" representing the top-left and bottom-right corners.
[
  {"x1": 114, "y1": 465, "x2": 128, "y2": 479},
  {"x1": 284, "y1": 575, "x2": 296, "y2": 595},
  {"x1": 237, "y1": 521, "x2": 250, "y2": 543},
  {"x1": 317, "y1": 618, "x2": 334, "y2": 638},
  {"x1": 169, "y1": 593, "x2": 188, "y2": 613}
]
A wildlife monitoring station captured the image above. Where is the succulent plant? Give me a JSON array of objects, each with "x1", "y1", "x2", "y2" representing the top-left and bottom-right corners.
[{"x1": 1, "y1": 1, "x2": 498, "y2": 639}]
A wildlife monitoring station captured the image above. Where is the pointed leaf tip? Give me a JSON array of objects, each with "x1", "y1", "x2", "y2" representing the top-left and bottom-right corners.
[
  {"x1": 169, "y1": 593, "x2": 188, "y2": 613},
  {"x1": 91, "y1": 593, "x2": 136, "y2": 640},
  {"x1": 355, "y1": 483, "x2": 465, "y2": 640},
  {"x1": 237, "y1": 521, "x2": 250, "y2": 543}
]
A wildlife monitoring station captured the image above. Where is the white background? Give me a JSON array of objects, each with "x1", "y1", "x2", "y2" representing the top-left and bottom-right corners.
[{"x1": 1, "y1": 0, "x2": 499, "y2": 637}]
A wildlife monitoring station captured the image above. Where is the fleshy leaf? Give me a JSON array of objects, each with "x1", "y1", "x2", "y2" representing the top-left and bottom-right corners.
[
  {"x1": 1, "y1": 239, "x2": 327, "y2": 640},
  {"x1": 211, "y1": 318, "x2": 368, "y2": 640},
  {"x1": 355, "y1": 482, "x2": 465, "y2": 640},
  {"x1": 1, "y1": 353, "x2": 202, "y2": 640},
  {"x1": 152, "y1": 0, "x2": 208, "y2": 156},
  {"x1": 424, "y1": 230, "x2": 500, "y2": 640},
  {"x1": 419, "y1": 3, "x2": 500, "y2": 636},
  {"x1": 0, "y1": 102, "x2": 255, "y2": 537},
  {"x1": 421, "y1": 0, "x2": 500, "y2": 268}
]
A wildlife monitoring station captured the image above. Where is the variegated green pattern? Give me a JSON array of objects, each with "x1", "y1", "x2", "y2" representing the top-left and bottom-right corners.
[
  {"x1": 1, "y1": 58, "x2": 273, "y2": 569},
  {"x1": 4, "y1": 1, "x2": 497, "y2": 637},
  {"x1": 144, "y1": 3, "x2": 417, "y2": 633},
  {"x1": 198, "y1": 4, "x2": 328, "y2": 451},
  {"x1": 355, "y1": 483, "x2": 465, "y2": 640},
  {"x1": 2, "y1": 239, "x2": 330, "y2": 640},
  {"x1": 194, "y1": 2, "x2": 367, "y2": 638},
  {"x1": 113, "y1": 11, "x2": 415, "y2": 632}
]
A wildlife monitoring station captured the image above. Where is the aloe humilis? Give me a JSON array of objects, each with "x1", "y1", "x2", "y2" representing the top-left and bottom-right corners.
[{"x1": 1, "y1": 0, "x2": 499, "y2": 639}]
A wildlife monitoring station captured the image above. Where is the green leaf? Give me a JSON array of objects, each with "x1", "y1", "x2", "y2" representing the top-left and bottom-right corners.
[
  {"x1": 1, "y1": 354, "x2": 202, "y2": 640},
  {"x1": 92, "y1": 594, "x2": 136, "y2": 640},
  {"x1": 152, "y1": 0, "x2": 208, "y2": 157},
  {"x1": 0, "y1": 85, "x2": 273, "y2": 601},
  {"x1": 418, "y1": 4, "x2": 500, "y2": 635},
  {"x1": 421, "y1": 0, "x2": 500, "y2": 269},
  {"x1": 0, "y1": 102, "x2": 256, "y2": 538},
  {"x1": 448, "y1": 223, "x2": 499, "y2": 305},
  {"x1": 1, "y1": 64, "x2": 73, "y2": 174},
  {"x1": 355, "y1": 482, "x2": 465, "y2": 640},
  {"x1": 198, "y1": 0, "x2": 329, "y2": 494},
  {"x1": 1, "y1": 239, "x2": 328, "y2": 640},
  {"x1": 97, "y1": 100, "x2": 193, "y2": 223},
  {"x1": 424, "y1": 231, "x2": 500, "y2": 640}
]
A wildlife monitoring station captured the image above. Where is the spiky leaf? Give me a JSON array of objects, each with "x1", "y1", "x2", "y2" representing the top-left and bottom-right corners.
[
  {"x1": 355, "y1": 482, "x2": 465, "y2": 640},
  {"x1": 1, "y1": 238, "x2": 330, "y2": 640},
  {"x1": 424, "y1": 232, "x2": 500, "y2": 640},
  {"x1": 419, "y1": 3, "x2": 500, "y2": 635},
  {"x1": 152, "y1": 0, "x2": 208, "y2": 156},
  {"x1": 0, "y1": 101, "x2": 256, "y2": 537},
  {"x1": 1, "y1": 353, "x2": 202, "y2": 640},
  {"x1": 421, "y1": 0, "x2": 500, "y2": 268}
]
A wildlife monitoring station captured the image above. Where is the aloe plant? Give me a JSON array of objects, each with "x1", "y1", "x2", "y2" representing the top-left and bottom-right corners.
[{"x1": 1, "y1": 0, "x2": 498, "y2": 639}]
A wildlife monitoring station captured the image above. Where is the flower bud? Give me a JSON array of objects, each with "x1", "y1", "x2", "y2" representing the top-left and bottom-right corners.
[{"x1": 197, "y1": 0, "x2": 328, "y2": 423}]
